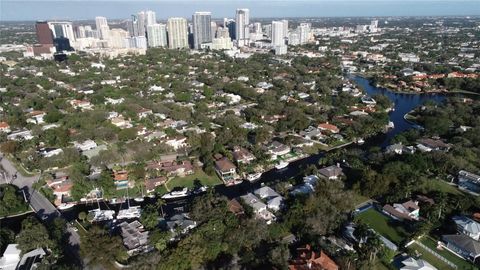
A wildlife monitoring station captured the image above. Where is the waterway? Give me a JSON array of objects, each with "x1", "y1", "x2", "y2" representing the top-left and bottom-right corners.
[{"x1": 0, "y1": 76, "x2": 451, "y2": 224}]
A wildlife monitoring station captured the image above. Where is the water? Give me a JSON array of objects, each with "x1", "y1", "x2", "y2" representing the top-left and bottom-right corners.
[{"x1": 352, "y1": 76, "x2": 446, "y2": 147}]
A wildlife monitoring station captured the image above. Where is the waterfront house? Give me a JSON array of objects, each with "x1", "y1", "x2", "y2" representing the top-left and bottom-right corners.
[
  {"x1": 318, "y1": 122, "x2": 340, "y2": 134},
  {"x1": 383, "y1": 200, "x2": 420, "y2": 221},
  {"x1": 118, "y1": 221, "x2": 152, "y2": 256},
  {"x1": 453, "y1": 216, "x2": 480, "y2": 241},
  {"x1": 240, "y1": 193, "x2": 276, "y2": 224},
  {"x1": 386, "y1": 143, "x2": 404, "y2": 155},
  {"x1": 165, "y1": 213, "x2": 197, "y2": 235},
  {"x1": 215, "y1": 157, "x2": 238, "y2": 184},
  {"x1": 441, "y1": 234, "x2": 480, "y2": 263},
  {"x1": 227, "y1": 199, "x2": 245, "y2": 216},
  {"x1": 145, "y1": 177, "x2": 167, "y2": 193},
  {"x1": 145, "y1": 160, "x2": 194, "y2": 178},
  {"x1": 416, "y1": 138, "x2": 451, "y2": 152},
  {"x1": 289, "y1": 244, "x2": 339, "y2": 270},
  {"x1": 113, "y1": 170, "x2": 129, "y2": 190},
  {"x1": 458, "y1": 170, "x2": 480, "y2": 194},
  {"x1": 254, "y1": 186, "x2": 281, "y2": 200},
  {"x1": 399, "y1": 257, "x2": 437, "y2": 270},
  {"x1": 232, "y1": 146, "x2": 256, "y2": 164},
  {"x1": 268, "y1": 141, "x2": 291, "y2": 159},
  {"x1": 318, "y1": 165, "x2": 344, "y2": 180}
]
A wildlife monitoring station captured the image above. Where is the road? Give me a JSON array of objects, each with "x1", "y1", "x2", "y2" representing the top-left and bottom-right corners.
[{"x1": 0, "y1": 152, "x2": 81, "y2": 259}]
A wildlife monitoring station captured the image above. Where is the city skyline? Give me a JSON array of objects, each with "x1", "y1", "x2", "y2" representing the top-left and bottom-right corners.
[{"x1": 2, "y1": 0, "x2": 480, "y2": 21}]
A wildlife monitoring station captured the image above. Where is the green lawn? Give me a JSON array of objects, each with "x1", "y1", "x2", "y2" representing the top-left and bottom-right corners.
[
  {"x1": 166, "y1": 170, "x2": 222, "y2": 190},
  {"x1": 418, "y1": 179, "x2": 462, "y2": 195},
  {"x1": 419, "y1": 236, "x2": 477, "y2": 270},
  {"x1": 408, "y1": 242, "x2": 455, "y2": 270},
  {"x1": 355, "y1": 208, "x2": 410, "y2": 245}
]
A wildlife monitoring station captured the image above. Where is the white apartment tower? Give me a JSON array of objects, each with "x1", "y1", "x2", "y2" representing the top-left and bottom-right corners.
[
  {"x1": 192, "y1": 12, "x2": 212, "y2": 49},
  {"x1": 145, "y1": 10, "x2": 157, "y2": 26},
  {"x1": 235, "y1": 8, "x2": 249, "y2": 47},
  {"x1": 147, "y1": 24, "x2": 168, "y2": 47},
  {"x1": 271, "y1": 21, "x2": 285, "y2": 46},
  {"x1": 167, "y1": 17, "x2": 188, "y2": 49},
  {"x1": 281, "y1": 19, "x2": 289, "y2": 38}
]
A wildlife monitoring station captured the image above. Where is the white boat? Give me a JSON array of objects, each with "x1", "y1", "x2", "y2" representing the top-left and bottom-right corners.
[
  {"x1": 386, "y1": 121, "x2": 395, "y2": 129},
  {"x1": 117, "y1": 206, "x2": 142, "y2": 220},
  {"x1": 361, "y1": 95, "x2": 377, "y2": 105},
  {"x1": 57, "y1": 203, "x2": 75, "y2": 211},
  {"x1": 161, "y1": 187, "x2": 190, "y2": 200},
  {"x1": 88, "y1": 209, "x2": 115, "y2": 222},
  {"x1": 246, "y1": 172, "x2": 262, "y2": 182},
  {"x1": 193, "y1": 186, "x2": 208, "y2": 195},
  {"x1": 356, "y1": 138, "x2": 365, "y2": 145},
  {"x1": 134, "y1": 197, "x2": 144, "y2": 202},
  {"x1": 275, "y1": 161, "x2": 289, "y2": 170}
]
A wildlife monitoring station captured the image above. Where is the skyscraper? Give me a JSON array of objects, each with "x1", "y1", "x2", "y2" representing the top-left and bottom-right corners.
[
  {"x1": 298, "y1": 23, "x2": 311, "y2": 44},
  {"x1": 271, "y1": 21, "x2": 285, "y2": 46},
  {"x1": 48, "y1": 21, "x2": 75, "y2": 42},
  {"x1": 281, "y1": 20, "x2": 289, "y2": 39},
  {"x1": 95, "y1": 16, "x2": 109, "y2": 39},
  {"x1": 192, "y1": 12, "x2": 212, "y2": 49},
  {"x1": 224, "y1": 19, "x2": 236, "y2": 40},
  {"x1": 167, "y1": 17, "x2": 188, "y2": 49},
  {"x1": 137, "y1": 11, "x2": 146, "y2": 36},
  {"x1": 147, "y1": 24, "x2": 168, "y2": 47},
  {"x1": 35, "y1": 21, "x2": 54, "y2": 45},
  {"x1": 145, "y1": 10, "x2": 157, "y2": 26},
  {"x1": 235, "y1": 8, "x2": 249, "y2": 47},
  {"x1": 127, "y1": 15, "x2": 139, "y2": 37}
]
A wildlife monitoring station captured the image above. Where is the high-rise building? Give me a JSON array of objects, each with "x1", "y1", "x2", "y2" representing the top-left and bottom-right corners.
[
  {"x1": 76, "y1": 26, "x2": 86, "y2": 39},
  {"x1": 35, "y1": 21, "x2": 54, "y2": 45},
  {"x1": 145, "y1": 10, "x2": 157, "y2": 26},
  {"x1": 281, "y1": 19, "x2": 289, "y2": 39},
  {"x1": 271, "y1": 21, "x2": 285, "y2": 46},
  {"x1": 264, "y1": 24, "x2": 272, "y2": 39},
  {"x1": 192, "y1": 12, "x2": 212, "y2": 49},
  {"x1": 167, "y1": 17, "x2": 188, "y2": 49},
  {"x1": 224, "y1": 19, "x2": 236, "y2": 40},
  {"x1": 253, "y1": 22, "x2": 262, "y2": 34},
  {"x1": 216, "y1": 27, "x2": 230, "y2": 39},
  {"x1": 298, "y1": 23, "x2": 311, "y2": 45},
  {"x1": 95, "y1": 16, "x2": 109, "y2": 39},
  {"x1": 137, "y1": 11, "x2": 146, "y2": 36},
  {"x1": 109, "y1": 28, "x2": 129, "y2": 48},
  {"x1": 147, "y1": 24, "x2": 167, "y2": 47},
  {"x1": 48, "y1": 21, "x2": 75, "y2": 42},
  {"x1": 211, "y1": 22, "x2": 218, "y2": 39},
  {"x1": 235, "y1": 8, "x2": 249, "y2": 47}
]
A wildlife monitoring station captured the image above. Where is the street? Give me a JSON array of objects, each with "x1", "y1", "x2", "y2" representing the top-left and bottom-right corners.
[{"x1": 0, "y1": 152, "x2": 81, "y2": 257}]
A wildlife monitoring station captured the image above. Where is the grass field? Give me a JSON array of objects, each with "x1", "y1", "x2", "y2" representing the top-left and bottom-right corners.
[
  {"x1": 418, "y1": 179, "x2": 462, "y2": 195},
  {"x1": 408, "y1": 242, "x2": 455, "y2": 270},
  {"x1": 166, "y1": 170, "x2": 222, "y2": 190},
  {"x1": 356, "y1": 208, "x2": 410, "y2": 245},
  {"x1": 419, "y1": 236, "x2": 477, "y2": 270}
]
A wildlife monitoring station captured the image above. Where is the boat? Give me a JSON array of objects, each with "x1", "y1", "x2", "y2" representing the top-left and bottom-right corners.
[
  {"x1": 356, "y1": 138, "x2": 365, "y2": 145},
  {"x1": 117, "y1": 206, "x2": 142, "y2": 220},
  {"x1": 246, "y1": 172, "x2": 262, "y2": 182},
  {"x1": 57, "y1": 203, "x2": 75, "y2": 211},
  {"x1": 161, "y1": 187, "x2": 190, "y2": 200},
  {"x1": 88, "y1": 208, "x2": 115, "y2": 222},
  {"x1": 134, "y1": 197, "x2": 144, "y2": 203},
  {"x1": 361, "y1": 95, "x2": 377, "y2": 105},
  {"x1": 275, "y1": 161, "x2": 289, "y2": 170},
  {"x1": 193, "y1": 186, "x2": 208, "y2": 195},
  {"x1": 386, "y1": 121, "x2": 395, "y2": 129}
]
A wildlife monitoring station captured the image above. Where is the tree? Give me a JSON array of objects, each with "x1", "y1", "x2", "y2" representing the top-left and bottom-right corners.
[
  {"x1": 16, "y1": 217, "x2": 54, "y2": 254},
  {"x1": 81, "y1": 226, "x2": 128, "y2": 268},
  {"x1": 140, "y1": 204, "x2": 159, "y2": 230},
  {"x1": 78, "y1": 212, "x2": 87, "y2": 223}
]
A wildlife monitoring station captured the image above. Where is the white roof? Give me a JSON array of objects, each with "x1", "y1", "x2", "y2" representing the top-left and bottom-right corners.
[
  {"x1": 0, "y1": 244, "x2": 21, "y2": 270},
  {"x1": 401, "y1": 257, "x2": 437, "y2": 270},
  {"x1": 453, "y1": 216, "x2": 480, "y2": 235}
]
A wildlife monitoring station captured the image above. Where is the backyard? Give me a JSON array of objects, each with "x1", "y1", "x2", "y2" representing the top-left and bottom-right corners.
[
  {"x1": 355, "y1": 207, "x2": 410, "y2": 245},
  {"x1": 418, "y1": 236, "x2": 478, "y2": 270},
  {"x1": 166, "y1": 170, "x2": 222, "y2": 190}
]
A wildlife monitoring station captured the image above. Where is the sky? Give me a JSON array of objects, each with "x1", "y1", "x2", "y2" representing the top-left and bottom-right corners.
[{"x1": 1, "y1": 0, "x2": 480, "y2": 21}]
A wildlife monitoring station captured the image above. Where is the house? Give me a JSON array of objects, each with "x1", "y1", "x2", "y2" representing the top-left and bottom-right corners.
[
  {"x1": 0, "y1": 122, "x2": 11, "y2": 133},
  {"x1": 453, "y1": 216, "x2": 480, "y2": 241},
  {"x1": 118, "y1": 221, "x2": 152, "y2": 256},
  {"x1": 267, "y1": 196, "x2": 284, "y2": 212},
  {"x1": 416, "y1": 138, "x2": 451, "y2": 152},
  {"x1": 290, "y1": 175, "x2": 319, "y2": 196},
  {"x1": 6, "y1": 130, "x2": 33, "y2": 141},
  {"x1": 318, "y1": 165, "x2": 343, "y2": 180},
  {"x1": 442, "y1": 234, "x2": 480, "y2": 263},
  {"x1": 38, "y1": 147, "x2": 63, "y2": 158},
  {"x1": 111, "y1": 116, "x2": 132, "y2": 129},
  {"x1": 227, "y1": 198, "x2": 245, "y2": 216},
  {"x1": 386, "y1": 143, "x2": 404, "y2": 154},
  {"x1": 254, "y1": 186, "x2": 280, "y2": 200},
  {"x1": 240, "y1": 193, "x2": 276, "y2": 224},
  {"x1": 318, "y1": 123, "x2": 340, "y2": 134},
  {"x1": 73, "y1": 140, "x2": 97, "y2": 152},
  {"x1": 70, "y1": 99, "x2": 93, "y2": 110},
  {"x1": 165, "y1": 213, "x2": 197, "y2": 235},
  {"x1": 215, "y1": 157, "x2": 238, "y2": 185},
  {"x1": 383, "y1": 200, "x2": 420, "y2": 221},
  {"x1": 145, "y1": 177, "x2": 167, "y2": 193},
  {"x1": 0, "y1": 244, "x2": 46, "y2": 270},
  {"x1": 145, "y1": 160, "x2": 194, "y2": 178},
  {"x1": 113, "y1": 170, "x2": 129, "y2": 190},
  {"x1": 268, "y1": 141, "x2": 291, "y2": 159},
  {"x1": 165, "y1": 136, "x2": 188, "y2": 150},
  {"x1": 300, "y1": 127, "x2": 323, "y2": 140},
  {"x1": 104, "y1": 97, "x2": 125, "y2": 105},
  {"x1": 458, "y1": 170, "x2": 480, "y2": 194},
  {"x1": 137, "y1": 108, "x2": 153, "y2": 119},
  {"x1": 26, "y1": 110, "x2": 46, "y2": 124},
  {"x1": 47, "y1": 178, "x2": 73, "y2": 205},
  {"x1": 399, "y1": 257, "x2": 437, "y2": 270},
  {"x1": 289, "y1": 245, "x2": 339, "y2": 270},
  {"x1": 232, "y1": 147, "x2": 256, "y2": 164}
]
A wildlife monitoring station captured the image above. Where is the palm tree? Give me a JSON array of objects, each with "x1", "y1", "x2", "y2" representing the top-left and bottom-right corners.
[{"x1": 156, "y1": 198, "x2": 166, "y2": 218}]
